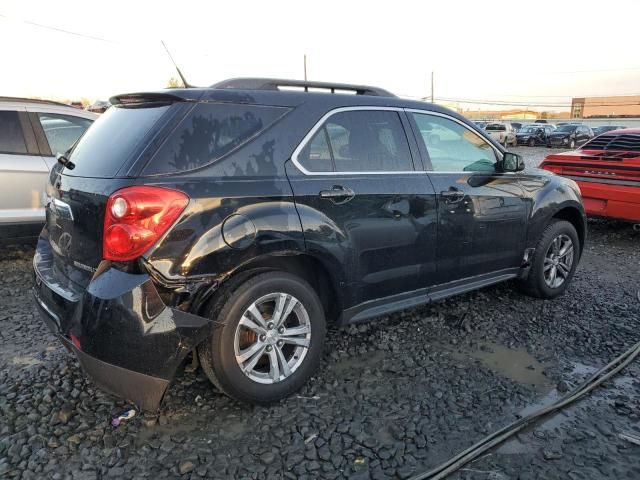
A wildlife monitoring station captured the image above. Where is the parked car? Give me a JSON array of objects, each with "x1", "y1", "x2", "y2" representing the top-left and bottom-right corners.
[
  {"x1": 86, "y1": 100, "x2": 111, "y2": 114},
  {"x1": 548, "y1": 124, "x2": 593, "y2": 149},
  {"x1": 33, "y1": 78, "x2": 586, "y2": 410},
  {"x1": 0, "y1": 97, "x2": 97, "y2": 240},
  {"x1": 473, "y1": 120, "x2": 488, "y2": 129},
  {"x1": 485, "y1": 122, "x2": 516, "y2": 146},
  {"x1": 534, "y1": 119, "x2": 548, "y2": 124},
  {"x1": 541, "y1": 128, "x2": 640, "y2": 222},
  {"x1": 510, "y1": 122, "x2": 523, "y2": 132},
  {"x1": 592, "y1": 125, "x2": 626, "y2": 137},
  {"x1": 516, "y1": 125, "x2": 548, "y2": 146},
  {"x1": 516, "y1": 124, "x2": 556, "y2": 146}
]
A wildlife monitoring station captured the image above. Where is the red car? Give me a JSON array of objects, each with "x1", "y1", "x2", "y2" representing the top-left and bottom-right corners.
[{"x1": 540, "y1": 129, "x2": 640, "y2": 223}]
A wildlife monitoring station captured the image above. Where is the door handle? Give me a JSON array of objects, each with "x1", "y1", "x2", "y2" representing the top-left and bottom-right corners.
[
  {"x1": 440, "y1": 187, "x2": 465, "y2": 203},
  {"x1": 319, "y1": 185, "x2": 355, "y2": 204}
]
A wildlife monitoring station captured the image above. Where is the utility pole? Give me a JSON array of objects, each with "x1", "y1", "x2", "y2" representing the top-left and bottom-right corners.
[
  {"x1": 431, "y1": 71, "x2": 434, "y2": 103},
  {"x1": 304, "y1": 54, "x2": 308, "y2": 81}
]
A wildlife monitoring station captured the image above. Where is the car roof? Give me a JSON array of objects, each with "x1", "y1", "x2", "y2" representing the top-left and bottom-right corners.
[
  {"x1": 110, "y1": 78, "x2": 462, "y2": 118},
  {"x1": 0, "y1": 96, "x2": 73, "y2": 108},
  {"x1": 0, "y1": 96, "x2": 98, "y2": 119}
]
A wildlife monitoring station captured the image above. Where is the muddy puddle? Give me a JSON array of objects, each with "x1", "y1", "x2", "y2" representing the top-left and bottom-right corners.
[
  {"x1": 453, "y1": 342, "x2": 552, "y2": 392},
  {"x1": 497, "y1": 361, "x2": 638, "y2": 454}
]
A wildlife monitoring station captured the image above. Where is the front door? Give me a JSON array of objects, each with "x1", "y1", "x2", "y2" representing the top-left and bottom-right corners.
[
  {"x1": 408, "y1": 111, "x2": 527, "y2": 284},
  {"x1": 286, "y1": 108, "x2": 438, "y2": 308}
]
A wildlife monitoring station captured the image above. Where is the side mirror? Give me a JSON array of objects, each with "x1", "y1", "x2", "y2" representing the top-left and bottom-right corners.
[{"x1": 502, "y1": 152, "x2": 525, "y2": 172}]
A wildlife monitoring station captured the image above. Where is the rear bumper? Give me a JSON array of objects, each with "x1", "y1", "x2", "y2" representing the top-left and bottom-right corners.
[
  {"x1": 575, "y1": 179, "x2": 640, "y2": 222},
  {"x1": 33, "y1": 234, "x2": 213, "y2": 411}
]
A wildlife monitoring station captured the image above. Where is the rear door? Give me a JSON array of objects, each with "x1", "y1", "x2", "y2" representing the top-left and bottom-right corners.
[
  {"x1": 408, "y1": 111, "x2": 527, "y2": 284},
  {"x1": 287, "y1": 107, "x2": 438, "y2": 307},
  {"x1": 0, "y1": 106, "x2": 48, "y2": 226}
]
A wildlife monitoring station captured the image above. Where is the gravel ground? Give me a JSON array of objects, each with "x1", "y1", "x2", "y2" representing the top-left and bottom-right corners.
[{"x1": 1, "y1": 147, "x2": 639, "y2": 479}]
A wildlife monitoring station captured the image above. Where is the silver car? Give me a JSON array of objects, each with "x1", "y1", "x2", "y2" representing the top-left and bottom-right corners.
[
  {"x1": 485, "y1": 122, "x2": 517, "y2": 147},
  {"x1": 0, "y1": 98, "x2": 97, "y2": 239}
]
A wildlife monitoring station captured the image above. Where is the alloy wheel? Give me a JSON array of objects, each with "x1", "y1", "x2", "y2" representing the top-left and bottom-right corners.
[
  {"x1": 543, "y1": 234, "x2": 574, "y2": 288},
  {"x1": 234, "y1": 292, "x2": 311, "y2": 384}
]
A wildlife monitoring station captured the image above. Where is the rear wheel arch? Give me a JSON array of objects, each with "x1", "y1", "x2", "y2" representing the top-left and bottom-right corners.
[{"x1": 198, "y1": 253, "x2": 342, "y2": 324}]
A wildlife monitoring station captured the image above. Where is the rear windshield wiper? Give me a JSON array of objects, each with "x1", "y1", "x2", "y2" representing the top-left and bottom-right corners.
[{"x1": 56, "y1": 153, "x2": 75, "y2": 170}]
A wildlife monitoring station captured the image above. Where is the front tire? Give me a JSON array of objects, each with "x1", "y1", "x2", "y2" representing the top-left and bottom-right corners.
[
  {"x1": 518, "y1": 220, "x2": 580, "y2": 299},
  {"x1": 198, "y1": 272, "x2": 326, "y2": 404},
  {"x1": 569, "y1": 138, "x2": 576, "y2": 149},
  {"x1": 528, "y1": 138, "x2": 536, "y2": 147}
]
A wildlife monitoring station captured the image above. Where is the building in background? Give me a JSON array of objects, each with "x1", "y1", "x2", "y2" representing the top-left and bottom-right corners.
[
  {"x1": 463, "y1": 109, "x2": 568, "y2": 120},
  {"x1": 571, "y1": 96, "x2": 640, "y2": 118}
]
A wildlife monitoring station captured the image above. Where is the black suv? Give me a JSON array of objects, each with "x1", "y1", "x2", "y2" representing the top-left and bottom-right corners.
[
  {"x1": 33, "y1": 78, "x2": 586, "y2": 410},
  {"x1": 548, "y1": 124, "x2": 594, "y2": 149}
]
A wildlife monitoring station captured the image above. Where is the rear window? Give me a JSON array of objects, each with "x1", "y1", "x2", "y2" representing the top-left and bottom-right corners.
[
  {"x1": 38, "y1": 113, "x2": 93, "y2": 156},
  {"x1": 144, "y1": 103, "x2": 288, "y2": 175},
  {"x1": 0, "y1": 111, "x2": 27, "y2": 154},
  {"x1": 485, "y1": 124, "x2": 506, "y2": 131},
  {"x1": 67, "y1": 104, "x2": 170, "y2": 177}
]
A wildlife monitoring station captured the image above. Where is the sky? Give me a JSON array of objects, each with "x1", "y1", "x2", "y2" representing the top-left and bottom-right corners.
[{"x1": 1, "y1": 0, "x2": 639, "y2": 111}]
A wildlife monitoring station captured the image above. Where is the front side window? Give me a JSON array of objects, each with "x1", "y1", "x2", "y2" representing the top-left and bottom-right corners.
[
  {"x1": 298, "y1": 110, "x2": 414, "y2": 173},
  {"x1": 38, "y1": 113, "x2": 93, "y2": 156},
  {"x1": 0, "y1": 111, "x2": 27, "y2": 154},
  {"x1": 412, "y1": 113, "x2": 498, "y2": 172}
]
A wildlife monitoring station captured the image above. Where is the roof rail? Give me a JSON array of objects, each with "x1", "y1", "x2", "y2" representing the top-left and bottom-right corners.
[
  {"x1": 211, "y1": 78, "x2": 395, "y2": 97},
  {"x1": 0, "y1": 96, "x2": 75, "y2": 108}
]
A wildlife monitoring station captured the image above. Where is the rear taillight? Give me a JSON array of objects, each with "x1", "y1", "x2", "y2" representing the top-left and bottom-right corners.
[{"x1": 103, "y1": 186, "x2": 189, "y2": 261}]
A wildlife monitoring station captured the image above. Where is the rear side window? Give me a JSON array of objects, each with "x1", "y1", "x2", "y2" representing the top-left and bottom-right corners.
[
  {"x1": 38, "y1": 113, "x2": 93, "y2": 156},
  {"x1": 67, "y1": 104, "x2": 170, "y2": 177},
  {"x1": 0, "y1": 111, "x2": 27, "y2": 154},
  {"x1": 144, "y1": 103, "x2": 288, "y2": 175},
  {"x1": 298, "y1": 110, "x2": 414, "y2": 173}
]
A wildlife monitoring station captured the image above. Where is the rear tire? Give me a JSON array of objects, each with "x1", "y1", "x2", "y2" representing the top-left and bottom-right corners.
[
  {"x1": 517, "y1": 220, "x2": 580, "y2": 299},
  {"x1": 198, "y1": 271, "x2": 326, "y2": 404}
]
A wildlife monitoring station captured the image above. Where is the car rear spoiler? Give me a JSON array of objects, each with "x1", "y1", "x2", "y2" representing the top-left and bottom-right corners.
[{"x1": 109, "y1": 92, "x2": 191, "y2": 106}]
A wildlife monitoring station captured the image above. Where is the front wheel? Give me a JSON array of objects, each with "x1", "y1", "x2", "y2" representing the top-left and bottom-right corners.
[
  {"x1": 528, "y1": 138, "x2": 536, "y2": 147},
  {"x1": 517, "y1": 220, "x2": 580, "y2": 299},
  {"x1": 198, "y1": 271, "x2": 326, "y2": 404},
  {"x1": 569, "y1": 138, "x2": 576, "y2": 149}
]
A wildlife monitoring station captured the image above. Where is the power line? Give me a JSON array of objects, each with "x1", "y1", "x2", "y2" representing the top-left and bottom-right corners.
[
  {"x1": 433, "y1": 97, "x2": 640, "y2": 108},
  {"x1": 0, "y1": 13, "x2": 118, "y2": 43}
]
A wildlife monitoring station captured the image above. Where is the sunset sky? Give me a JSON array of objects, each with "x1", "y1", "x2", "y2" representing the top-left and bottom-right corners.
[{"x1": 2, "y1": 0, "x2": 639, "y2": 110}]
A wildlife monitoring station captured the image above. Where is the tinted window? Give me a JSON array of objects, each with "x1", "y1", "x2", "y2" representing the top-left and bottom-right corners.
[
  {"x1": 146, "y1": 103, "x2": 287, "y2": 175},
  {"x1": 412, "y1": 113, "x2": 497, "y2": 172},
  {"x1": 68, "y1": 104, "x2": 170, "y2": 177},
  {"x1": 38, "y1": 113, "x2": 93, "y2": 156},
  {"x1": 485, "y1": 124, "x2": 506, "y2": 131},
  {"x1": 0, "y1": 111, "x2": 27, "y2": 154},
  {"x1": 298, "y1": 110, "x2": 414, "y2": 172},
  {"x1": 557, "y1": 125, "x2": 577, "y2": 132}
]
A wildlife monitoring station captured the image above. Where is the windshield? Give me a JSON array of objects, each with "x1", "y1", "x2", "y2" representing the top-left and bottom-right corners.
[
  {"x1": 67, "y1": 104, "x2": 171, "y2": 177},
  {"x1": 557, "y1": 125, "x2": 577, "y2": 132}
]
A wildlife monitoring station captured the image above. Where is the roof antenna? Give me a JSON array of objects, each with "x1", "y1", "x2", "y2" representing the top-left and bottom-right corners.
[{"x1": 161, "y1": 40, "x2": 192, "y2": 88}]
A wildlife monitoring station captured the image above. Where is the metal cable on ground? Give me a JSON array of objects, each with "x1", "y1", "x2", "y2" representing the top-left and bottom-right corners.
[{"x1": 409, "y1": 339, "x2": 640, "y2": 480}]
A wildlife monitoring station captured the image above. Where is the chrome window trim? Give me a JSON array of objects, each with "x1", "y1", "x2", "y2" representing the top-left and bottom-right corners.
[
  {"x1": 405, "y1": 108, "x2": 505, "y2": 172},
  {"x1": 290, "y1": 106, "x2": 424, "y2": 176}
]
